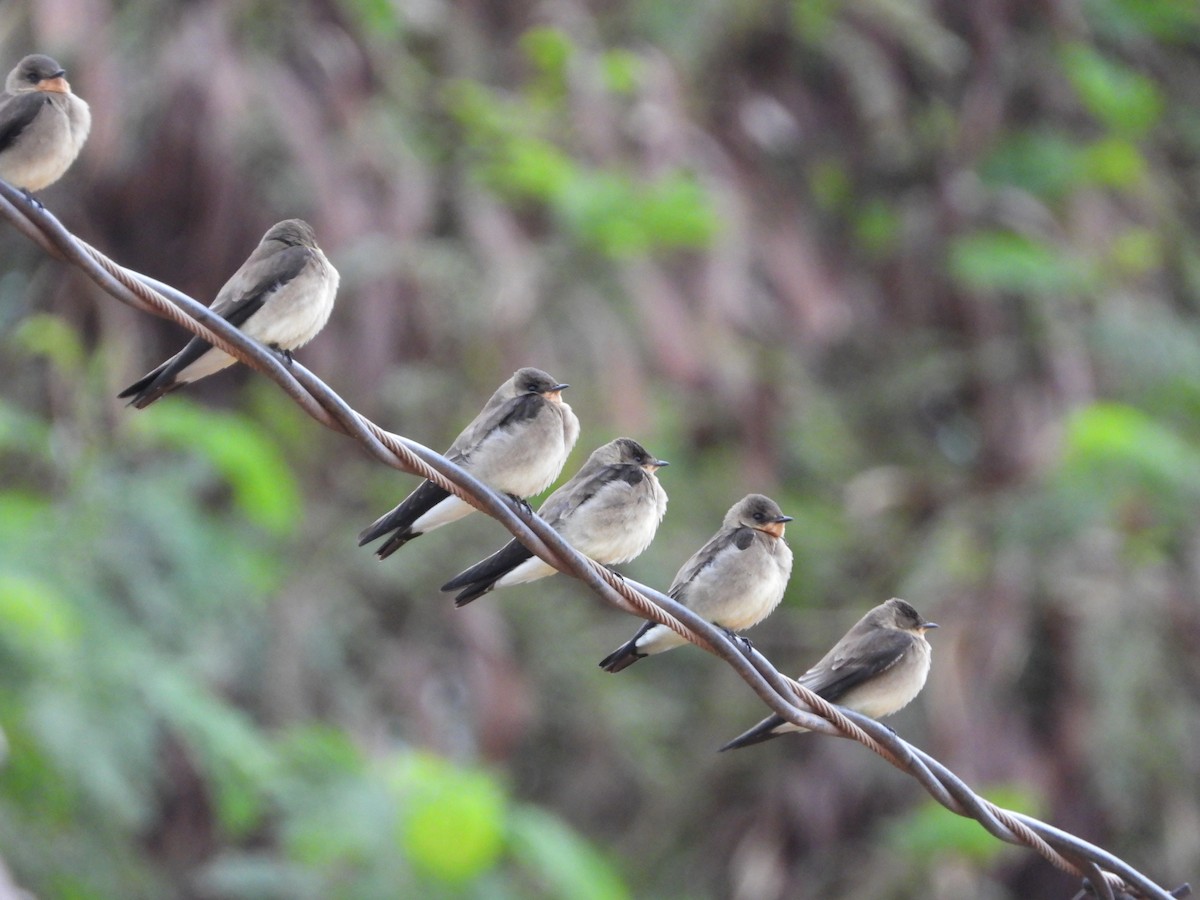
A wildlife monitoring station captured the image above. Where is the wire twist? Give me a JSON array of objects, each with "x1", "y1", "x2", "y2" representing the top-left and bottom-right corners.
[{"x1": 0, "y1": 179, "x2": 1188, "y2": 900}]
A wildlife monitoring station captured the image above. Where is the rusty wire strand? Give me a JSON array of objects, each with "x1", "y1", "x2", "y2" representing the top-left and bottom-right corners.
[{"x1": 0, "y1": 180, "x2": 1188, "y2": 900}]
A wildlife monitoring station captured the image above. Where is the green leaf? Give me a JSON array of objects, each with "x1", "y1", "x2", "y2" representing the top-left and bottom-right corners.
[
  {"x1": 855, "y1": 200, "x2": 901, "y2": 255},
  {"x1": 948, "y1": 231, "x2": 1092, "y2": 294},
  {"x1": 388, "y1": 754, "x2": 506, "y2": 885},
  {"x1": 640, "y1": 174, "x2": 719, "y2": 250},
  {"x1": 601, "y1": 50, "x2": 642, "y2": 95},
  {"x1": 130, "y1": 402, "x2": 302, "y2": 535},
  {"x1": 1060, "y1": 43, "x2": 1164, "y2": 136},
  {"x1": 521, "y1": 26, "x2": 575, "y2": 78},
  {"x1": 9, "y1": 314, "x2": 85, "y2": 377},
  {"x1": 508, "y1": 807, "x2": 630, "y2": 900},
  {"x1": 1084, "y1": 0, "x2": 1200, "y2": 43},
  {"x1": 1081, "y1": 137, "x2": 1146, "y2": 188},
  {"x1": 883, "y1": 785, "x2": 1041, "y2": 864},
  {"x1": 978, "y1": 131, "x2": 1084, "y2": 200},
  {"x1": 340, "y1": 0, "x2": 402, "y2": 37},
  {"x1": 0, "y1": 572, "x2": 80, "y2": 663},
  {"x1": 1108, "y1": 227, "x2": 1162, "y2": 275},
  {"x1": 1063, "y1": 403, "x2": 1200, "y2": 495},
  {"x1": 0, "y1": 400, "x2": 51, "y2": 459},
  {"x1": 0, "y1": 492, "x2": 51, "y2": 544}
]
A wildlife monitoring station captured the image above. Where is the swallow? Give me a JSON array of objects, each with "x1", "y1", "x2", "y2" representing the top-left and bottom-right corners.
[
  {"x1": 599, "y1": 493, "x2": 793, "y2": 672},
  {"x1": 118, "y1": 219, "x2": 339, "y2": 408},
  {"x1": 719, "y1": 598, "x2": 937, "y2": 750},
  {"x1": 358, "y1": 368, "x2": 580, "y2": 558},
  {"x1": 441, "y1": 437, "x2": 669, "y2": 606},
  {"x1": 0, "y1": 54, "x2": 91, "y2": 194}
]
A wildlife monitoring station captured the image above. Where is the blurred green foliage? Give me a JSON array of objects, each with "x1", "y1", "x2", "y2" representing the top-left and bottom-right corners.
[
  {"x1": 0, "y1": 319, "x2": 626, "y2": 897},
  {"x1": 446, "y1": 28, "x2": 718, "y2": 258},
  {"x1": 3, "y1": 0, "x2": 1200, "y2": 897}
]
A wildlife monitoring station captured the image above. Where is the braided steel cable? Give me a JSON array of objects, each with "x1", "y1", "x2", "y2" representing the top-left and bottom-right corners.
[{"x1": 0, "y1": 180, "x2": 1188, "y2": 899}]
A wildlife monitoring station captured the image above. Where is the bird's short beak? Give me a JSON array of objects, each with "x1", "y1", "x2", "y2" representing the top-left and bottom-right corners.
[
  {"x1": 544, "y1": 383, "x2": 569, "y2": 400},
  {"x1": 645, "y1": 459, "x2": 669, "y2": 472},
  {"x1": 39, "y1": 75, "x2": 70, "y2": 94},
  {"x1": 922, "y1": 622, "x2": 939, "y2": 631},
  {"x1": 761, "y1": 516, "x2": 791, "y2": 538}
]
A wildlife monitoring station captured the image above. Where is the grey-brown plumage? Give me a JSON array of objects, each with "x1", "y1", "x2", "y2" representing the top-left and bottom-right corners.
[
  {"x1": 358, "y1": 368, "x2": 580, "y2": 558},
  {"x1": 441, "y1": 438, "x2": 669, "y2": 606},
  {"x1": 599, "y1": 493, "x2": 793, "y2": 672},
  {"x1": 118, "y1": 219, "x2": 338, "y2": 408},
  {"x1": 0, "y1": 54, "x2": 90, "y2": 191},
  {"x1": 719, "y1": 598, "x2": 937, "y2": 751}
]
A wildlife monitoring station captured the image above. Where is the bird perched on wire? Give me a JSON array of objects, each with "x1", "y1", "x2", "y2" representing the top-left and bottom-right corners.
[
  {"x1": 0, "y1": 54, "x2": 90, "y2": 196},
  {"x1": 358, "y1": 367, "x2": 580, "y2": 559},
  {"x1": 598, "y1": 493, "x2": 793, "y2": 672},
  {"x1": 720, "y1": 597, "x2": 937, "y2": 751},
  {"x1": 118, "y1": 219, "x2": 339, "y2": 408},
  {"x1": 441, "y1": 437, "x2": 669, "y2": 606}
]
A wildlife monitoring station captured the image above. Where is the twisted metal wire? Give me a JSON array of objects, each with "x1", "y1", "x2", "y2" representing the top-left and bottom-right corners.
[{"x1": 0, "y1": 180, "x2": 1188, "y2": 900}]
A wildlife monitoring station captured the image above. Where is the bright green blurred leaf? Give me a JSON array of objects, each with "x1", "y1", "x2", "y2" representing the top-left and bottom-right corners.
[
  {"x1": 0, "y1": 573, "x2": 80, "y2": 662},
  {"x1": 130, "y1": 402, "x2": 302, "y2": 535},
  {"x1": 10, "y1": 314, "x2": 84, "y2": 377},
  {"x1": 521, "y1": 26, "x2": 574, "y2": 77},
  {"x1": 884, "y1": 785, "x2": 1041, "y2": 864},
  {"x1": 496, "y1": 139, "x2": 576, "y2": 200},
  {"x1": 508, "y1": 807, "x2": 630, "y2": 900},
  {"x1": 1060, "y1": 43, "x2": 1164, "y2": 136},
  {"x1": 0, "y1": 492, "x2": 51, "y2": 543},
  {"x1": 389, "y1": 754, "x2": 506, "y2": 885},
  {"x1": 1081, "y1": 137, "x2": 1146, "y2": 188},
  {"x1": 601, "y1": 50, "x2": 642, "y2": 95},
  {"x1": 948, "y1": 231, "x2": 1092, "y2": 294},
  {"x1": 1060, "y1": 403, "x2": 1200, "y2": 512},
  {"x1": 639, "y1": 174, "x2": 720, "y2": 250},
  {"x1": 1108, "y1": 227, "x2": 1162, "y2": 275},
  {"x1": 340, "y1": 0, "x2": 402, "y2": 37}
]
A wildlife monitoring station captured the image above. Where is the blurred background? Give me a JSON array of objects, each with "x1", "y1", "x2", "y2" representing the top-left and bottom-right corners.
[{"x1": 1, "y1": 0, "x2": 1199, "y2": 897}]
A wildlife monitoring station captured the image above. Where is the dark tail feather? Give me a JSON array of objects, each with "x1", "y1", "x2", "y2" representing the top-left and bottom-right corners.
[
  {"x1": 598, "y1": 621, "x2": 654, "y2": 672},
  {"x1": 375, "y1": 530, "x2": 419, "y2": 559},
  {"x1": 718, "y1": 715, "x2": 787, "y2": 752},
  {"x1": 598, "y1": 640, "x2": 644, "y2": 673},
  {"x1": 453, "y1": 580, "x2": 498, "y2": 607},
  {"x1": 358, "y1": 481, "x2": 451, "y2": 548},
  {"x1": 117, "y1": 367, "x2": 177, "y2": 409},
  {"x1": 441, "y1": 540, "x2": 530, "y2": 595}
]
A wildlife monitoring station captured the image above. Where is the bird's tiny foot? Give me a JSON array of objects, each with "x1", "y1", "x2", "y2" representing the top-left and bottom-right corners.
[
  {"x1": 270, "y1": 345, "x2": 294, "y2": 365},
  {"x1": 718, "y1": 626, "x2": 753, "y2": 654},
  {"x1": 603, "y1": 564, "x2": 626, "y2": 580},
  {"x1": 506, "y1": 493, "x2": 533, "y2": 516},
  {"x1": 20, "y1": 188, "x2": 44, "y2": 210}
]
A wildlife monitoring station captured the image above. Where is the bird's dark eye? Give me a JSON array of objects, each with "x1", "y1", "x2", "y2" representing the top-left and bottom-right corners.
[
  {"x1": 26, "y1": 72, "x2": 40, "y2": 83},
  {"x1": 753, "y1": 512, "x2": 764, "y2": 521}
]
